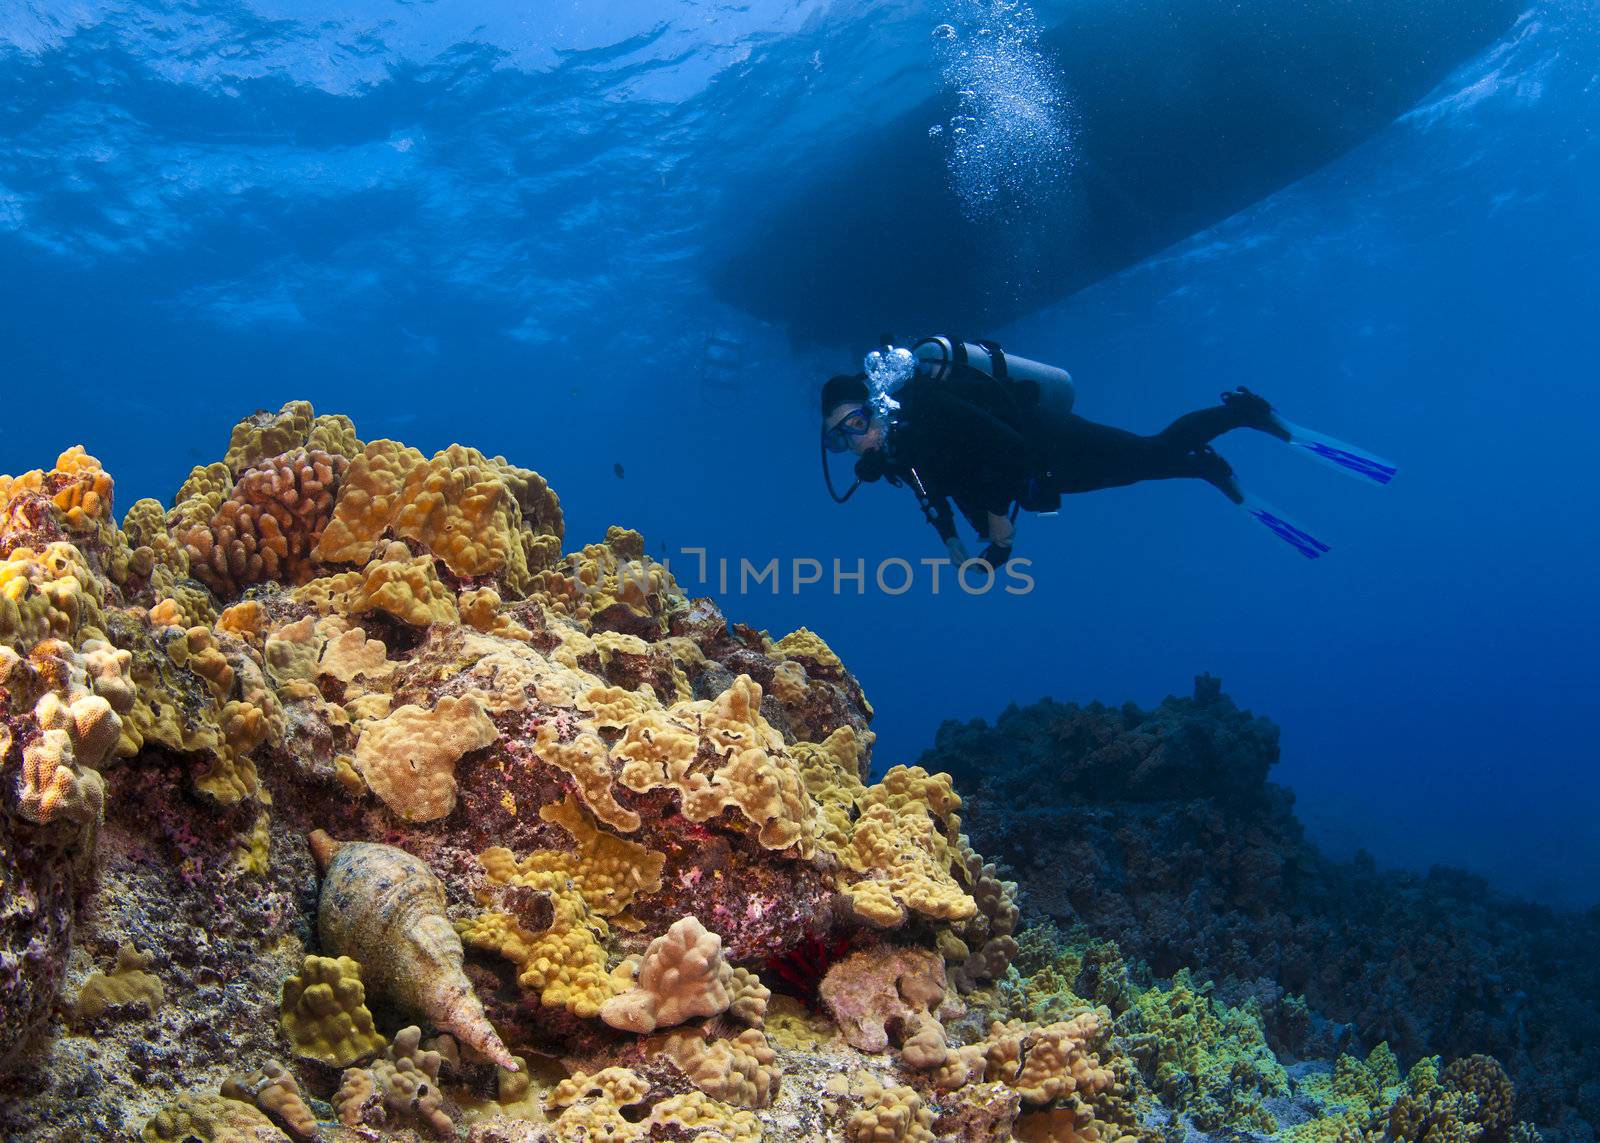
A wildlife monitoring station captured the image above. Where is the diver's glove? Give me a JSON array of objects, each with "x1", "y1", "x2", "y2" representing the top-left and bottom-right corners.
[
  {"x1": 979, "y1": 541, "x2": 1013, "y2": 569},
  {"x1": 944, "y1": 536, "x2": 970, "y2": 565},
  {"x1": 854, "y1": 450, "x2": 889, "y2": 483}
]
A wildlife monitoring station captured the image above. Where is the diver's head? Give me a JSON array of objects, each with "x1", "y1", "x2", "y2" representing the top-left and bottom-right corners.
[{"x1": 821, "y1": 373, "x2": 884, "y2": 456}]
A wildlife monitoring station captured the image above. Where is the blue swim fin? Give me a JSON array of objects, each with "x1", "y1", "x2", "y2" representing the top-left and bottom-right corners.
[
  {"x1": 1238, "y1": 492, "x2": 1331, "y2": 559},
  {"x1": 1273, "y1": 417, "x2": 1397, "y2": 486}
]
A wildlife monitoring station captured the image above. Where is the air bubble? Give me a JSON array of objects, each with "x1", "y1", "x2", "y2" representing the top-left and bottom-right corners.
[{"x1": 930, "y1": 0, "x2": 1074, "y2": 221}]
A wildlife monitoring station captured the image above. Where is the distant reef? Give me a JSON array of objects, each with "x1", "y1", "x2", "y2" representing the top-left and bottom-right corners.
[
  {"x1": 920, "y1": 677, "x2": 1600, "y2": 1140},
  {"x1": 0, "y1": 403, "x2": 1561, "y2": 1141}
]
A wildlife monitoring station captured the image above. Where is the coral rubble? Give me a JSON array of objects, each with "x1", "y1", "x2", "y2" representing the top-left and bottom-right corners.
[{"x1": 0, "y1": 411, "x2": 1561, "y2": 1142}]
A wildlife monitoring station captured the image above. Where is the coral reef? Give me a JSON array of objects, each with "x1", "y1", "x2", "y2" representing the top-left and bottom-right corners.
[
  {"x1": 920, "y1": 675, "x2": 1597, "y2": 1138},
  {"x1": 0, "y1": 411, "x2": 1564, "y2": 1143}
]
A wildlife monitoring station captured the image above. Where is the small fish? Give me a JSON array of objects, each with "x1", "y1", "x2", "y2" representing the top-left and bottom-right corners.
[{"x1": 613, "y1": 462, "x2": 625, "y2": 479}]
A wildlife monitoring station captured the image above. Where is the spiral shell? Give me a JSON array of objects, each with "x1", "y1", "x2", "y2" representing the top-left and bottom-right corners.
[{"x1": 309, "y1": 830, "x2": 516, "y2": 1070}]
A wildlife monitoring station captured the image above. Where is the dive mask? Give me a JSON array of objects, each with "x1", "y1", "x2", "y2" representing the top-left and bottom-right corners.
[{"x1": 822, "y1": 407, "x2": 873, "y2": 453}]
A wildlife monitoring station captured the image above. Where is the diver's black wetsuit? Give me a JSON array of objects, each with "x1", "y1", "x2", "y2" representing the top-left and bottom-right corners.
[{"x1": 877, "y1": 373, "x2": 1256, "y2": 544}]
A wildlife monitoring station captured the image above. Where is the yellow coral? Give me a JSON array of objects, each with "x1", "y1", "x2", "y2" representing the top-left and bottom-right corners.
[
  {"x1": 454, "y1": 640, "x2": 570, "y2": 712},
  {"x1": 579, "y1": 682, "x2": 659, "y2": 730},
  {"x1": 659, "y1": 1027, "x2": 781, "y2": 1109},
  {"x1": 0, "y1": 542, "x2": 106, "y2": 651},
  {"x1": 216, "y1": 601, "x2": 267, "y2": 641},
  {"x1": 459, "y1": 846, "x2": 624, "y2": 1018},
  {"x1": 533, "y1": 720, "x2": 641, "y2": 832},
  {"x1": 0, "y1": 446, "x2": 116, "y2": 540},
  {"x1": 298, "y1": 540, "x2": 458, "y2": 626},
  {"x1": 647, "y1": 1091, "x2": 762, "y2": 1142},
  {"x1": 221, "y1": 1060, "x2": 317, "y2": 1141},
  {"x1": 234, "y1": 810, "x2": 272, "y2": 874},
  {"x1": 529, "y1": 529, "x2": 671, "y2": 632},
  {"x1": 317, "y1": 624, "x2": 395, "y2": 685},
  {"x1": 18, "y1": 725, "x2": 106, "y2": 828},
  {"x1": 766, "y1": 997, "x2": 833, "y2": 1050},
  {"x1": 550, "y1": 1066, "x2": 651, "y2": 1111},
  {"x1": 171, "y1": 461, "x2": 235, "y2": 526},
  {"x1": 335, "y1": 1025, "x2": 454, "y2": 1136},
  {"x1": 353, "y1": 694, "x2": 499, "y2": 821},
  {"x1": 614, "y1": 676, "x2": 818, "y2": 855},
  {"x1": 546, "y1": 1067, "x2": 651, "y2": 1140},
  {"x1": 142, "y1": 1094, "x2": 289, "y2": 1143},
  {"x1": 312, "y1": 438, "x2": 426, "y2": 565},
  {"x1": 1008, "y1": 1014, "x2": 1118, "y2": 1106},
  {"x1": 774, "y1": 626, "x2": 845, "y2": 674},
  {"x1": 846, "y1": 1075, "x2": 937, "y2": 1143},
  {"x1": 280, "y1": 954, "x2": 388, "y2": 1067},
  {"x1": 122, "y1": 495, "x2": 190, "y2": 588},
  {"x1": 836, "y1": 767, "x2": 976, "y2": 928},
  {"x1": 224, "y1": 400, "x2": 317, "y2": 475},
  {"x1": 459, "y1": 586, "x2": 533, "y2": 641},
  {"x1": 149, "y1": 581, "x2": 219, "y2": 630},
  {"x1": 313, "y1": 440, "x2": 562, "y2": 593},
  {"x1": 263, "y1": 615, "x2": 322, "y2": 686},
  {"x1": 12, "y1": 640, "x2": 124, "y2": 828},
  {"x1": 539, "y1": 792, "x2": 664, "y2": 916},
  {"x1": 306, "y1": 411, "x2": 363, "y2": 460},
  {"x1": 73, "y1": 945, "x2": 164, "y2": 1021},
  {"x1": 392, "y1": 444, "x2": 537, "y2": 583}
]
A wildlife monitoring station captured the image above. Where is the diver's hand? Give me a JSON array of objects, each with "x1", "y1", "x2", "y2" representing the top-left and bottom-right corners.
[
  {"x1": 979, "y1": 542, "x2": 1013, "y2": 568},
  {"x1": 944, "y1": 536, "x2": 970, "y2": 565}
]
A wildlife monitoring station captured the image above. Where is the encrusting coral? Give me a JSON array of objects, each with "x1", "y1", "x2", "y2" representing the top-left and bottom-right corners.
[
  {"x1": 351, "y1": 694, "x2": 499, "y2": 821},
  {"x1": 0, "y1": 405, "x2": 1555, "y2": 1143},
  {"x1": 141, "y1": 1093, "x2": 291, "y2": 1143},
  {"x1": 71, "y1": 943, "x2": 164, "y2": 1021}
]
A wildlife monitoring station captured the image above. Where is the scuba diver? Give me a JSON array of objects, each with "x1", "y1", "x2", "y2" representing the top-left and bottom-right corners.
[{"x1": 820, "y1": 337, "x2": 1395, "y2": 564}]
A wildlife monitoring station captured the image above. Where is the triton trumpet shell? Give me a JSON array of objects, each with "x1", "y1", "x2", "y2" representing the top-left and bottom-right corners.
[{"x1": 310, "y1": 830, "x2": 517, "y2": 1070}]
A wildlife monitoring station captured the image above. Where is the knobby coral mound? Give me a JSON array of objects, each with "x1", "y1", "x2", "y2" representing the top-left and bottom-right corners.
[{"x1": 0, "y1": 408, "x2": 1551, "y2": 1142}]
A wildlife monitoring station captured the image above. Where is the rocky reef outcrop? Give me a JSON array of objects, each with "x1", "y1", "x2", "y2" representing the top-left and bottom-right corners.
[
  {"x1": 0, "y1": 406, "x2": 1557, "y2": 1142},
  {"x1": 920, "y1": 676, "x2": 1600, "y2": 1139}
]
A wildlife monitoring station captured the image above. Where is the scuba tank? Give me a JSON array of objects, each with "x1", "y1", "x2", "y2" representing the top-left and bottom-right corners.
[
  {"x1": 909, "y1": 336, "x2": 1075, "y2": 419},
  {"x1": 910, "y1": 337, "x2": 1073, "y2": 514}
]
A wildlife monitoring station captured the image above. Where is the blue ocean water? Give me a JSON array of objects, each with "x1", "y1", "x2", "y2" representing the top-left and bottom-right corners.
[{"x1": 2, "y1": 1, "x2": 1595, "y2": 908}]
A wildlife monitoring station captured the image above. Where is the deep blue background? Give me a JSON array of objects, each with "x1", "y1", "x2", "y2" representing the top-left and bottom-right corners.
[{"x1": 2, "y1": 2, "x2": 1594, "y2": 906}]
